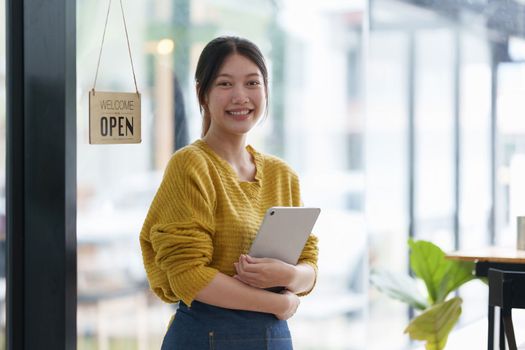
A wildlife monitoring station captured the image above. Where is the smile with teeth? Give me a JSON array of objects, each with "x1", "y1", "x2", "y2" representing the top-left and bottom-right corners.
[{"x1": 227, "y1": 109, "x2": 252, "y2": 116}]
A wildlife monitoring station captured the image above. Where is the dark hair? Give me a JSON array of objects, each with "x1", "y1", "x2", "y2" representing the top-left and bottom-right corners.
[{"x1": 195, "y1": 36, "x2": 269, "y2": 137}]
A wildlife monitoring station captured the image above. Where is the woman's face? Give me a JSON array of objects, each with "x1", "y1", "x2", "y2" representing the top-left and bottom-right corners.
[{"x1": 205, "y1": 53, "x2": 266, "y2": 137}]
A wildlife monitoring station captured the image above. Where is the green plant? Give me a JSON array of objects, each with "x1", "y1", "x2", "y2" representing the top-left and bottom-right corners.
[{"x1": 370, "y1": 239, "x2": 477, "y2": 350}]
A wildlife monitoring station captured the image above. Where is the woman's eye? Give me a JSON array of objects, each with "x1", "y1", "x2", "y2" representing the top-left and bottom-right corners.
[
  {"x1": 248, "y1": 81, "x2": 261, "y2": 87},
  {"x1": 217, "y1": 81, "x2": 232, "y2": 87}
]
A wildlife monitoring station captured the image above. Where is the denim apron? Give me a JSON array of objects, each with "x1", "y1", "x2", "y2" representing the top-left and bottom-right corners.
[{"x1": 161, "y1": 301, "x2": 293, "y2": 350}]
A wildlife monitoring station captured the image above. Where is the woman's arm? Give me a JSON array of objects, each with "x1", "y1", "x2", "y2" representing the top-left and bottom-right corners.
[
  {"x1": 234, "y1": 255, "x2": 316, "y2": 295},
  {"x1": 194, "y1": 272, "x2": 299, "y2": 320},
  {"x1": 286, "y1": 263, "x2": 316, "y2": 294}
]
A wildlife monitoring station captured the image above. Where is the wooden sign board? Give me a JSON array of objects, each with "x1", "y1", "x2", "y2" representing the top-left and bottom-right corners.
[{"x1": 89, "y1": 90, "x2": 141, "y2": 144}]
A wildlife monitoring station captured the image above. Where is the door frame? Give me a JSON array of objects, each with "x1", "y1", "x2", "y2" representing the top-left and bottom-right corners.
[{"x1": 6, "y1": 0, "x2": 77, "y2": 349}]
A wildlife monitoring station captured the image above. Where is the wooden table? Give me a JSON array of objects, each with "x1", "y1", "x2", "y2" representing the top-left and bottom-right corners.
[
  {"x1": 446, "y1": 247, "x2": 525, "y2": 266},
  {"x1": 446, "y1": 247, "x2": 525, "y2": 350}
]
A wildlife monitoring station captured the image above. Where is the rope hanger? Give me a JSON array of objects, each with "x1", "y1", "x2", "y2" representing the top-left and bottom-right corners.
[{"x1": 92, "y1": 0, "x2": 139, "y2": 95}]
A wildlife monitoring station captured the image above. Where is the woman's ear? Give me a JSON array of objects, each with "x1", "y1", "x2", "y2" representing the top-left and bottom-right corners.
[{"x1": 196, "y1": 83, "x2": 209, "y2": 109}]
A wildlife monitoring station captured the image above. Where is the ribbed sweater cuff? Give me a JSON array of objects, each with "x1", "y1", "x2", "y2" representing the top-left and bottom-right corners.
[{"x1": 169, "y1": 266, "x2": 219, "y2": 307}]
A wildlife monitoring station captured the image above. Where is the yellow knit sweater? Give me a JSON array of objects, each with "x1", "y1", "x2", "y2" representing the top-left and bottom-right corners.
[{"x1": 139, "y1": 139, "x2": 319, "y2": 307}]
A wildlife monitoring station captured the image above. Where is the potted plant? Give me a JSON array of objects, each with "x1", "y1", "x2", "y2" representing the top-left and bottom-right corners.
[{"x1": 370, "y1": 239, "x2": 477, "y2": 350}]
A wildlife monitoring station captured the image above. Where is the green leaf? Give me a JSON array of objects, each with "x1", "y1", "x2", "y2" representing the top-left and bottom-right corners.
[
  {"x1": 408, "y1": 239, "x2": 448, "y2": 304},
  {"x1": 437, "y1": 260, "x2": 475, "y2": 303},
  {"x1": 404, "y1": 297, "x2": 462, "y2": 350},
  {"x1": 370, "y1": 269, "x2": 428, "y2": 310},
  {"x1": 408, "y1": 240, "x2": 476, "y2": 303}
]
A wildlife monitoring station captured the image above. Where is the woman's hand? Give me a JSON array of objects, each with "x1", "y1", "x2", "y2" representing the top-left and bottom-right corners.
[
  {"x1": 274, "y1": 290, "x2": 300, "y2": 320},
  {"x1": 233, "y1": 254, "x2": 295, "y2": 289}
]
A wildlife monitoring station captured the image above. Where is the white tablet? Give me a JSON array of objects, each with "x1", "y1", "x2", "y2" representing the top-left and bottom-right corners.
[{"x1": 248, "y1": 207, "x2": 321, "y2": 265}]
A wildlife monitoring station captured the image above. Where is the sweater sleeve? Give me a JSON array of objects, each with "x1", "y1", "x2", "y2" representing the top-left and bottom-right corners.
[
  {"x1": 291, "y1": 172, "x2": 319, "y2": 297},
  {"x1": 139, "y1": 152, "x2": 219, "y2": 306},
  {"x1": 296, "y1": 234, "x2": 319, "y2": 296}
]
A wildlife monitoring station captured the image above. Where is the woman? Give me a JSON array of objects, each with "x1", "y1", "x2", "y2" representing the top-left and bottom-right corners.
[{"x1": 140, "y1": 36, "x2": 319, "y2": 350}]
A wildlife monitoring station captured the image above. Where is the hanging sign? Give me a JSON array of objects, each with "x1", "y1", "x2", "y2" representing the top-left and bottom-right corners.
[
  {"x1": 89, "y1": 90, "x2": 141, "y2": 144},
  {"x1": 89, "y1": 0, "x2": 141, "y2": 144}
]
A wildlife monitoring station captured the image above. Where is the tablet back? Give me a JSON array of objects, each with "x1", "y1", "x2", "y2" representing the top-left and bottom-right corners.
[{"x1": 248, "y1": 207, "x2": 320, "y2": 265}]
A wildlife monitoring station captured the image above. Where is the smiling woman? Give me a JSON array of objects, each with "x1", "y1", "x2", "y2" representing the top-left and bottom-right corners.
[
  {"x1": 139, "y1": 36, "x2": 319, "y2": 350},
  {"x1": 203, "y1": 54, "x2": 266, "y2": 137},
  {"x1": 195, "y1": 37, "x2": 269, "y2": 138}
]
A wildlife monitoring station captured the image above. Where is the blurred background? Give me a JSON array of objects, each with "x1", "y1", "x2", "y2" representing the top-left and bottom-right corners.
[{"x1": 3, "y1": 0, "x2": 525, "y2": 349}]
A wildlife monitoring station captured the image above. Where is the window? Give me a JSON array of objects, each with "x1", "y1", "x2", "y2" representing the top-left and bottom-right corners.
[{"x1": 77, "y1": 1, "x2": 366, "y2": 348}]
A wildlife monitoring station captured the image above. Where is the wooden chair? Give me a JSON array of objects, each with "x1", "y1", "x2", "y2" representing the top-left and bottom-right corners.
[{"x1": 488, "y1": 268, "x2": 525, "y2": 350}]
